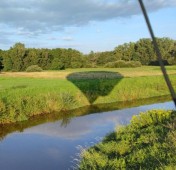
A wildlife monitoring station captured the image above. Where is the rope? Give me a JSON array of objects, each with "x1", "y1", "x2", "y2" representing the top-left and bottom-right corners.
[{"x1": 138, "y1": 0, "x2": 176, "y2": 107}]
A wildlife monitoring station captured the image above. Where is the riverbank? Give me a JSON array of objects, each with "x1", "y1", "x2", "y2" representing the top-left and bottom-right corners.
[
  {"x1": 79, "y1": 110, "x2": 176, "y2": 169},
  {"x1": 0, "y1": 96, "x2": 172, "y2": 140},
  {"x1": 0, "y1": 67, "x2": 176, "y2": 124}
]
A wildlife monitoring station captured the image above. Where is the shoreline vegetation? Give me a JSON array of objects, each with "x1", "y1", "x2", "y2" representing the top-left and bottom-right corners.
[
  {"x1": 79, "y1": 110, "x2": 176, "y2": 170},
  {"x1": 0, "y1": 66, "x2": 176, "y2": 125}
]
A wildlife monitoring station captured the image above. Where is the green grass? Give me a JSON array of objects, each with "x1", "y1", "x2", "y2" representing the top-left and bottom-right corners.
[
  {"x1": 0, "y1": 77, "x2": 81, "y2": 123},
  {"x1": 0, "y1": 67, "x2": 176, "y2": 124},
  {"x1": 79, "y1": 110, "x2": 176, "y2": 170}
]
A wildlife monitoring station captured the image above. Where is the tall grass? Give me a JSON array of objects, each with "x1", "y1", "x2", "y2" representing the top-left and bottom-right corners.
[
  {"x1": 93, "y1": 75, "x2": 176, "y2": 104},
  {"x1": 0, "y1": 78, "x2": 82, "y2": 124},
  {"x1": 0, "y1": 91, "x2": 77, "y2": 124}
]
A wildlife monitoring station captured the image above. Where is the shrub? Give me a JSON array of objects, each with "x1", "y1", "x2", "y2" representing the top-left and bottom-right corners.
[
  {"x1": 105, "y1": 60, "x2": 141, "y2": 68},
  {"x1": 105, "y1": 60, "x2": 126, "y2": 68},
  {"x1": 26, "y1": 65, "x2": 43, "y2": 72},
  {"x1": 126, "y1": 61, "x2": 142, "y2": 67}
]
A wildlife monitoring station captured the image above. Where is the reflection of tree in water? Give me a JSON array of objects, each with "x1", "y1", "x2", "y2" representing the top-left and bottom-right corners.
[
  {"x1": 67, "y1": 71, "x2": 123, "y2": 104},
  {"x1": 60, "y1": 112, "x2": 73, "y2": 128}
]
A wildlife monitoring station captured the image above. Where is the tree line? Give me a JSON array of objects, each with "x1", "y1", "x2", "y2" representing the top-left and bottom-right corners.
[{"x1": 0, "y1": 37, "x2": 176, "y2": 71}]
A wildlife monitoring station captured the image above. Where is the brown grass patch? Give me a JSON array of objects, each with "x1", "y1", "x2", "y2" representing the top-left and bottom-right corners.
[{"x1": 1, "y1": 67, "x2": 176, "y2": 79}]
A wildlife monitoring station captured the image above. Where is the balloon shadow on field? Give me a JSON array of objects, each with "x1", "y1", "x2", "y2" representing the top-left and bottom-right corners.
[{"x1": 66, "y1": 71, "x2": 123, "y2": 104}]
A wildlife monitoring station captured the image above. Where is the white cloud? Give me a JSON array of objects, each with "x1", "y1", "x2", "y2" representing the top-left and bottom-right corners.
[
  {"x1": 0, "y1": 0, "x2": 175, "y2": 50},
  {"x1": 0, "y1": 0, "x2": 175, "y2": 34},
  {"x1": 23, "y1": 108, "x2": 137, "y2": 140}
]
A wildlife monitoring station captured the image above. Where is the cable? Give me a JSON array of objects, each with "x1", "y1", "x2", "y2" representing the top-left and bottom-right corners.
[{"x1": 138, "y1": 0, "x2": 176, "y2": 107}]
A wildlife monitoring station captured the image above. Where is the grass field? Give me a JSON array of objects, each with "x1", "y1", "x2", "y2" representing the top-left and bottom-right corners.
[{"x1": 0, "y1": 66, "x2": 176, "y2": 124}]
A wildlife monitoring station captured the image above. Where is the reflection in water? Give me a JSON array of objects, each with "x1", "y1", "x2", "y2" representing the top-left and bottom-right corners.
[
  {"x1": 67, "y1": 71, "x2": 123, "y2": 104},
  {"x1": 0, "y1": 95, "x2": 171, "y2": 140},
  {"x1": 0, "y1": 98, "x2": 175, "y2": 170},
  {"x1": 23, "y1": 100, "x2": 174, "y2": 140}
]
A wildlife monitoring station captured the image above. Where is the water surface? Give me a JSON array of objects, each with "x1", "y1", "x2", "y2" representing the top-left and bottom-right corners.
[{"x1": 0, "y1": 100, "x2": 175, "y2": 170}]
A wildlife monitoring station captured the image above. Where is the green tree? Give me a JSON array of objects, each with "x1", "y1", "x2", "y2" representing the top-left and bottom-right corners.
[
  {"x1": 96, "y1": 51, "x2": 116, "y2": 66},
  {"x1": 168, "y1": 41, "x2": 176, "y2": 64},
  {"x1": 10, "y1": 43, "x2": 26, "y2": 71},
  {"x1": 23, "y1": 48, "x2": 38, "y2": 68},
  {"x1": 0, "y1": 50, "x2": 3, "y2": 71},
  {"x1": 134, "y1": 38, "x2": 155, "y2": 65},
  {"x1": 2, "y1": 51, "x2": 13, "y2": 71},
  {"x1": 156, "y1": 37, "x2": 175, "y2": 60},
  {"x1": 0, "y1": 57, "x2": 3, "y2": 71},
  {"x1": 86, "y1": 51, "x2": 97, "y2": 67},
  {"x1": 36, "y1": 49, "x2": 53, "y2": 70},
  {"x1": 50, "y1": 48, "x2": 63, "y2": 70},
  {"x1": 69, "y1": 49, "x2": 84, "y2": 68}
]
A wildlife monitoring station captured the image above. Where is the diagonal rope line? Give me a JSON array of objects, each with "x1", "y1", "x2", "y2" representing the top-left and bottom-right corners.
[{"x1": 138, "y1": 0, "x2": 176, "y2": 107}]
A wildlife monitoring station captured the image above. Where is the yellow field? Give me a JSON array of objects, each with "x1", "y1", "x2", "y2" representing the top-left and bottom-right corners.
[{"x1": 0, "y1": 66, "x2": 176, "y2": 79}]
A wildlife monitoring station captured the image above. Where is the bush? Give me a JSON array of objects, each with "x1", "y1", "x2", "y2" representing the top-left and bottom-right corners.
[
  {"x1": 26, "y1": 65, "x2": 43, "y2": 72},
  {"x1": 105, "y1": 60, "x2": 126, "y2": 68},
  {"x1": 126, "y1": 61, "x2": 142, "y2": 67},
  {"x1": 105, "y1": 60, "x2": 142, "y2": 68}
]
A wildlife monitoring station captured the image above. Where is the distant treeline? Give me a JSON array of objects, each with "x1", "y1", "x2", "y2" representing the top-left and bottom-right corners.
[{"x1": 0, "y1": 37, "x2": 176, "y2": 71}]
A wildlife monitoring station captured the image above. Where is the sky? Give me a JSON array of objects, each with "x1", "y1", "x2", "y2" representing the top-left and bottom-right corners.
[{"x1": 0, "y1": 0, "x2": 176, "y2": 54}]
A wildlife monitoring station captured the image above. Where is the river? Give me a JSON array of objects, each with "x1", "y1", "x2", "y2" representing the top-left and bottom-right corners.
[{"x1": 0, "y1": 99, "x2": 175, "y2": 170}]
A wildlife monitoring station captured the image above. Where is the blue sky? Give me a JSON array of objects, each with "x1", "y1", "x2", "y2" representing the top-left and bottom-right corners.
[{"x1": 0, "y1": 0, "x2": 176, "y2": 54}]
